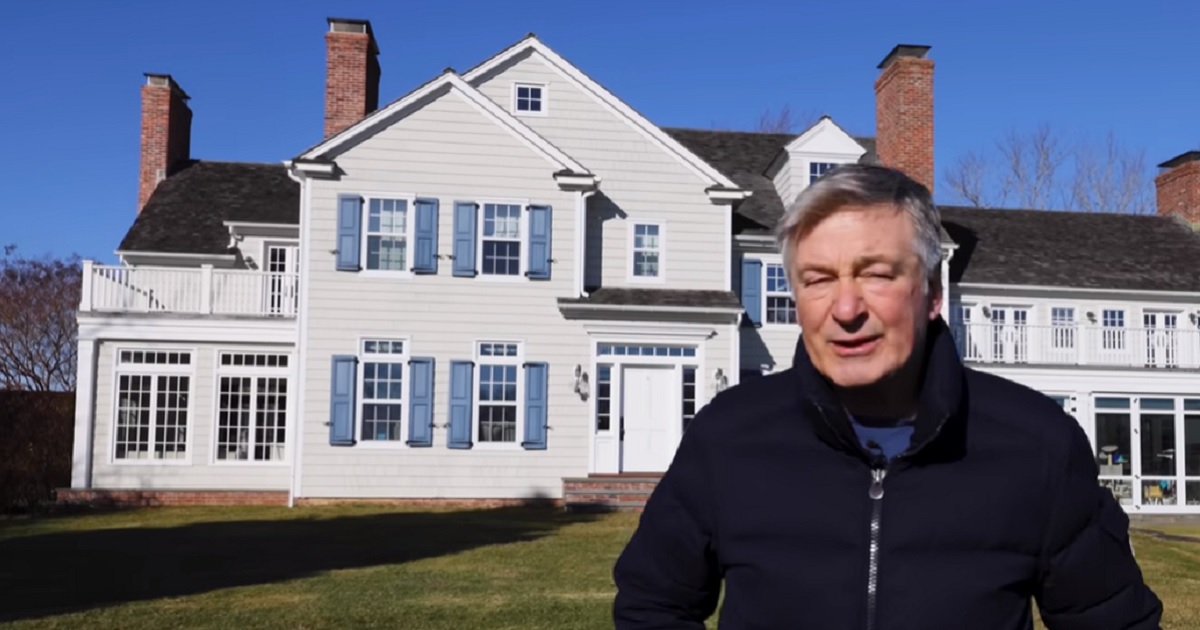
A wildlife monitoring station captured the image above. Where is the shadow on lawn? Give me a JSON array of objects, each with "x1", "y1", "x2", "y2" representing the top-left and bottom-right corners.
[{"x1": 0, "y1": 503, "x2": 600, "y2": 623}]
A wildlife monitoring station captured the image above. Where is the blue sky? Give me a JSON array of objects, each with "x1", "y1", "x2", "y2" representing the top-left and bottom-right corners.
[{"x1": 2, "y1": 0, "x2": 1197, "y2": 263}]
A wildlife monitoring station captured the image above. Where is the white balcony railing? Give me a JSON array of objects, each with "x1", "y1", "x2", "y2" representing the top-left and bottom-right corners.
[
  {"x1": 951, "y1": 323, "x2": 1200, "y2": 370},
  {"x1": 81, "y1": 262, "x2": 298, "y2": 318}
]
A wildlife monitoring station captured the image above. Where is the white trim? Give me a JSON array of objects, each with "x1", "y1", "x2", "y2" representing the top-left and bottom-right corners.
[
  {"x1": 210, "y1": 347, "x2": 293, "y2": 466},
  {"x1": 284, "y1": 160, "x2": 336, "y2": 176},
  {"x1": 115, "y1": 250, "x2": 236, "y2": 266},
  {"x1": 723, "y1": 212, "x2": 732, "y2": 293},
  {"x1": 554, "y1": 173, "x2": 600, "y2": 190},
  {"x1": 108, "y1": 344, "x2": 198, "y2": 467},
  {"x1": 354, "y1": 336, "x2": 413, "y2": 449},
  {"x1": 287, "y1": 168, "x2": 313, "y2": 507},
  {"x1": 70, "y1": 339, "x2": 98, "y2": 488},
  {"x1": 462, "y1": 38, "x2": 738, "y2": 189},
  {"x1": 223, "y1": 221, "x2": 299, "y2": 231},
  {"x1": 956, "y1": 282, "x2": 1200, "y2": 301},
  {"x1": 472, "y1": 340, "x2": 526, "y2": 450},
  {"x1": 564, "y1": 303, "x2": 744, "y2": 316},
  {"x1": 582, "y1": 321, "x2": 719, "y2": 341},
  {"x1": 627, "y1": 220, "x2": 666, "y2": 284},
  {"x1": 77, "y1": 315, "x2": 296, "y2": 345},
  {"x1": 298, "y1": 72, "x2": 589, "y2": 176},
  {"x1": 706, "y1": 188, "x2": 753, "y2": 203},
  {"x1": 729, "y1": 320, "x2": 739, "y2": 390},
  {"x1": 511, "y1": 80, "x2": 548, "y2": 117}
]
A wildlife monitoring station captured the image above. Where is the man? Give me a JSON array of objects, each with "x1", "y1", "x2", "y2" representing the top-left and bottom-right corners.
[{"x1": 611, "y1": 164, "x2": 1162, "y2": 629}]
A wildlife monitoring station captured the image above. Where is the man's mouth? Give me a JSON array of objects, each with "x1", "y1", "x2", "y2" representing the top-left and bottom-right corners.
[{"x1": 831, "y1": 336, "x2": 882, "y2": 356}]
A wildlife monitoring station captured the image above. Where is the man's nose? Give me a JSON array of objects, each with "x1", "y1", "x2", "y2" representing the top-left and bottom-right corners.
[{"x1": 830, "y1": 278, "x2": 866, "y2": 324}]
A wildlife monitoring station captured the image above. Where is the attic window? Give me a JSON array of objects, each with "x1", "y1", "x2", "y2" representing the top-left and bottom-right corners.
[
  {"x1": 514, "y1": 83, "x2": 544, "y2": 114},
  {"x1": 809, "y1": 162, "x2": 839, "y2": 184}
]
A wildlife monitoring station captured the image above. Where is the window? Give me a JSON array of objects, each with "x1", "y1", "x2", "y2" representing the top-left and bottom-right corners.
[
  {"x1": 360, "y1": 339, "x2": 407, "y2": 442},
  {"x1": 1051, "y1": 307, "x2": 1076, "y2": 349},
  {"x1": 365, "y1": 198, "x2": 410, "y2": 271},
  {"x1": 215, "y1": 352, "x2": 289, "y2": 462},
  {"x1": 514, "y1": 83, "x2": 544, "y2": 114},
  {"x1": 481, "y1": 203, "x2": 522, "y2": 276},
  {"x1": 810, "y1": 162, "x2": 839, "y2": 184},
  {"x1": 1102, "y1": 309, "x2": 1126, "y2": 351},
  {"x1": 476, "y1": 342, "x2": 522, "y2": 444},
  {"x1": 595, "y1": 364, "x2": 613, "y2": 432},
  {"x1": 629, "y1": 222, "x2": 664, "y2": 280},
  {"x1": 598, "y1": 343, "x2": 696, "y2": 358},
  {"x1": 765, "y1": 263, "x2": 796, "y2": 324},
  {"x1": 682, "y1": 367, "x2": 697, "y2": 432},
  {"x1": 113, "y1": 349, "x2": 192, "y2": 462}
]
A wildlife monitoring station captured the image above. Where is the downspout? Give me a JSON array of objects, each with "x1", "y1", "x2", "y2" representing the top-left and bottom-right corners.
[
  {"x1": 577, "y1": 189, "x2": 598, "y2": 297},
  {"x1": 284, "y1": 166, "x2": 312, "y2": 508}
]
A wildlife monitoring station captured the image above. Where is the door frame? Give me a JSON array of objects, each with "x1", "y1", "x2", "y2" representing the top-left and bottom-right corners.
[{"x1": 262, "y1": 240, "x2": 300, "y2": 317}]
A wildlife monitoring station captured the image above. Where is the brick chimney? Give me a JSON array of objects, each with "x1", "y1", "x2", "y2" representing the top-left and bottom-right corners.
[
  {"x1": 138, "y1": 73, "x2": 192, "y2": 212},
  {"x1": 875, "y1": 44, "x2": 934, "y2": 193},
  {"x1": 1155, "y1": 151, "x2": 1200, "y2": 225},
  {"x1": 324, "y1": 17, "x2": 381, "y2": 138}
]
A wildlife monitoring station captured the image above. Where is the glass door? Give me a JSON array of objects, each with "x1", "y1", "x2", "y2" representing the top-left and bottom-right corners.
[
  {"x1": 265, "y1": 243, "x2": 299, "y2": 316},
  {"x1": 1143, "y1": 312, "x2": 1179, "y2": 368},
  {"x1": 989, "y1": 306, "x2": 1029, "y2": 363},
  {"x1": 1094, "y1": 397, "x2": 1134, "y2": 506}
]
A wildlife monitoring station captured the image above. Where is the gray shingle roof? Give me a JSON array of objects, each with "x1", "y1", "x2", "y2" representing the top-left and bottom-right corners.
[
  {"x1": 119, "y1": 161, "x2": 299, "y2": 255},
  {"x1": 941, "y1": 206, "x2": 1200, "y2": 292},
  {"x1": 663, "y1": 126, "x2": 876, "y2": 232}
]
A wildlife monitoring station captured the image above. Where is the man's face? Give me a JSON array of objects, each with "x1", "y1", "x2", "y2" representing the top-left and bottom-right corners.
[{"x1": 790, "y1": 203, "x2": 941, "y2": 389}]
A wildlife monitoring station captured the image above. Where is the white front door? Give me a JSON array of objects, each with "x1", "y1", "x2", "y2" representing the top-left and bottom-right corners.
[
  {"x1": 621, "y1": 365, "x2": 677, "y2": 472},
  {"x1": 989, "y1": 307, "x2": 1029, "y2": 363}
]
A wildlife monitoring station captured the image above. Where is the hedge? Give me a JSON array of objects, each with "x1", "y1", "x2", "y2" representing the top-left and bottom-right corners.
[{"x1": 0, "y1": 390, "x2": 74, "y2": 512}]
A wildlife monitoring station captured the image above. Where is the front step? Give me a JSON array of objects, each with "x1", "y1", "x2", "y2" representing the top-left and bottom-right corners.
[{"x1": 562, "y1": 475, "x2": 662, "y2": 512}]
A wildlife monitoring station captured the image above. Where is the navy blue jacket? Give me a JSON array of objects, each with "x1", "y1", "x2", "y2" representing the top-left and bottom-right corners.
[{"x1": 612, "y1": 319, "x2": 1162, "y2": 629}]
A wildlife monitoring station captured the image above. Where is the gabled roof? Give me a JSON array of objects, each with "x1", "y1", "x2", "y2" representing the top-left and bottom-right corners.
[
  {"x1": 941, "y1": 206, "x2": 1200, "y2": 292},
  {"x1": 461, "y1": 34, "x2": 742, "y2": 191},
  {"x1": 119, "y1": 161, "x2": 298, "y2": 255},
  {"x1": 664, "y1": 126, "x2": 877, "y2": 231},
  {"x1": 295, "y1": 70, "x2": 589, "y2": 175}
]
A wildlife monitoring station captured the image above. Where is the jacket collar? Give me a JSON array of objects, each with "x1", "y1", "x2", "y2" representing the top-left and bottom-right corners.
[{"x1": 790, "y1": 316, "x2": 968, "y2": 464}]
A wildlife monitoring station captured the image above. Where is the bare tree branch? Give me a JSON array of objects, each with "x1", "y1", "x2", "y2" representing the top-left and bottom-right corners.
[
  {"x1": 756, "y1": 105, "x2": 819, "y2": 134},
  {"x1": 0, "y1": 246, "x2": 81, "y2": 391},
  {"x1": 941, "y1": 126, "x2": 1153, "y2": 214}
]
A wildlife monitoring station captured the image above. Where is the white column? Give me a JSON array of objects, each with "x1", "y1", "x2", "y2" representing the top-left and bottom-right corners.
[
  {"x1": 70, "y1": 339, "x2": 98, "y2": 488},
  {"x1": 79, "y1": 260, "x2": 94, "y2": 311},
  {"x1": 940, "y1": 247, "x2": 955, "y2": 322}
]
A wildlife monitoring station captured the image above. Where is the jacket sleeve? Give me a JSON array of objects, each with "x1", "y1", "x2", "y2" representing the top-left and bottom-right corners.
[
  {"x1": 1034, "y1": 417, "x2": 1163, "y2": 630},
  {"x1": 612, "y1": 412, "x2": 721, "y2": 628}
]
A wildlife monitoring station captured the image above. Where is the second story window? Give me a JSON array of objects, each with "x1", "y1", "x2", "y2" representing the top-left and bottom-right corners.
[
  {"x1": 810, "y1": 162, "x2": 839, "y2": 184},
  {"x1": 482, "y1": 203, "x2": 522, "y2": 276},
  {"x1": 366, "y1": 198, "x2": 409, "y2": 271},
  {"x1": 630, "y1": 222, "x2": 663, "y2": 280}
]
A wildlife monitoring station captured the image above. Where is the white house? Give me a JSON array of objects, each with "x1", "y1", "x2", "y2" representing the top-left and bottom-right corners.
[{"x1": 65, "y1": 19, "x2": 1200, "y2": 514}]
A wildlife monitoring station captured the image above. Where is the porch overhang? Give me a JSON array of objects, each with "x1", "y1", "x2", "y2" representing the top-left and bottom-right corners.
[{"x1": 558, "y1": 288, "x2": 743, "y2": 325}]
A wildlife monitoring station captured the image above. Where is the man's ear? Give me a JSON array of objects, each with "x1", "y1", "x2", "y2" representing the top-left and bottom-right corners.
[{"x1": 927, "y1": 275, "x2": 944, "y2": 322}]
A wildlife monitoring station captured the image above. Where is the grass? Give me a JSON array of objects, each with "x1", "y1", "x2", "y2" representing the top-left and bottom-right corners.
[{"x1": 0, "y1": 506, "x2": 1197, "y2": 629}]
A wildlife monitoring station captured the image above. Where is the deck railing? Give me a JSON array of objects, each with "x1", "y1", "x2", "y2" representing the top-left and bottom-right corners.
[
  {"x1": 950, "y1": 322, "x2": 1200, "y2": 370},
  {"x1": 81, "y1": 262, "x2": 298, "y2": 318}
]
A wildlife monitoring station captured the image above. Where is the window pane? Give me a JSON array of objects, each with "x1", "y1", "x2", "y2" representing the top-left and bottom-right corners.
[
  {"x1": 1140, "y1": 414, "x2": 1177, "y2": 477},
  {"x1": 1095, "y1": 413, "x2": 1131, "y2": 476}
]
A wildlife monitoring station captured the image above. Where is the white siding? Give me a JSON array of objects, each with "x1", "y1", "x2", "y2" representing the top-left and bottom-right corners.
[
  {"x1": 90, "y1": 341, "x2": 292, "y2": 490},
  {"x1": 300, "y1": 86, "x2": 591, "y2": 500},
  {"x1": 470, "y1": 52, "x2": 727, "y2": 291},
  {"x1": 772, "y1": 157, "x2": 795, "y2": 213}
]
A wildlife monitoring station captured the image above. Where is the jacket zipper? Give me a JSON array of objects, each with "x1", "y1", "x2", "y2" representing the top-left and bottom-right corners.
[{"x1": 866, "y1": 462, "x2": 888, "y2": 630}]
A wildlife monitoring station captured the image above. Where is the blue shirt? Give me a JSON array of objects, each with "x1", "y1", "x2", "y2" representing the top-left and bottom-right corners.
[{"x1": 848, "y1": 413, "x2": 915, "y2": 461}]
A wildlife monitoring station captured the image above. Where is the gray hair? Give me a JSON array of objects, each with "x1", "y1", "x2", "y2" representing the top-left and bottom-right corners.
[{"x1": 774, "y1": 163, "x2": 943, "y2": 287}]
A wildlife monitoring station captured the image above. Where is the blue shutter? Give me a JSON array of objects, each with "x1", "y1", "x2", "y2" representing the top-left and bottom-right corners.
[
  {"x1": 447, "y1": 360, "x2": 474, "y2": 448},
  {"x1": 452, "y1": 202, "x2": 477, "y2": 277},
  {"x1": 412, "y1": 198, "x2": 439, "y2": 274},
  {"x1": 740, "y1": 258, "x2": 763, "y2": 327},
  {"x1": 407, "y1": 357, "x2": 434, "y2": 447},
  {"x1": 526, "y1": 205, "x2": 552, "y2": 280},
  {"x1": 522, "y1": 362, "x2": 549, "y2": 450},
  {"x1": 336, "y1": 194, "x2": 362, "y2": 271},
  {"x1": 329, "y1": 354, "x2": 357, "y2": 445}
]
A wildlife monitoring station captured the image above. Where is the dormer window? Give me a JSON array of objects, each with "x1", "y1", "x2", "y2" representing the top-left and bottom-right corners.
[
  {"x1": 810, "y1": 161, "x2": 840, "y2": 184},
  {"x1": 514, "y1": 83, "x2": 545, "y2": 114}
]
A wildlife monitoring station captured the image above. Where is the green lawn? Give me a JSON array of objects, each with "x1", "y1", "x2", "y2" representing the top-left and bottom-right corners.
[{"x1": 0, "y1": 505, "x2": 1197, "y2": 629}]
